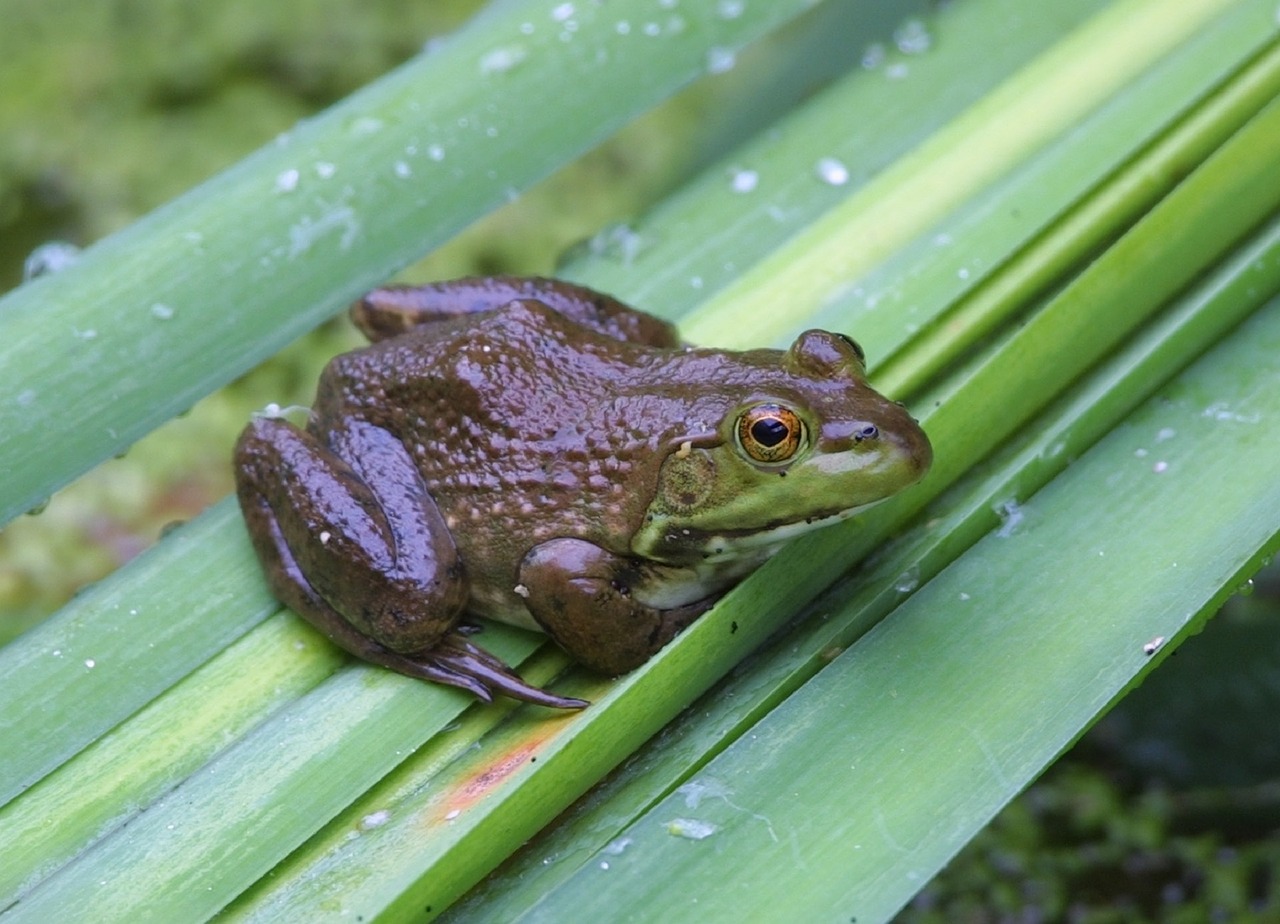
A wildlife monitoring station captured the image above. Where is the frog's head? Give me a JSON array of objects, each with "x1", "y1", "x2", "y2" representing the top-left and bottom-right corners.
[{"x1": 633, "y1": 329, "x2": 932, "y2": 564}]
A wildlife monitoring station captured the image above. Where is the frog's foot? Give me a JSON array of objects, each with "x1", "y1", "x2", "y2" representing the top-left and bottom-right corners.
[
  {"x1": 386, "y1": 632, "x2": 589, "y2": 710},
  {"x1": 519, "y1": 538, "x2": 716, "y2": 677}
]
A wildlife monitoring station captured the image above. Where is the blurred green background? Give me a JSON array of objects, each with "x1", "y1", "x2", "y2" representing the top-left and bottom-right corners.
[{"x1": 0, "y1": 2, "x2": 1275, "y2": 919}]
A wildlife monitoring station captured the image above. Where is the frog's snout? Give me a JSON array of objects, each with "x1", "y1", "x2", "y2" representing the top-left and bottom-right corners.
[{"x1": 886, "y1": 412, "x2": 933, "y2": 484}]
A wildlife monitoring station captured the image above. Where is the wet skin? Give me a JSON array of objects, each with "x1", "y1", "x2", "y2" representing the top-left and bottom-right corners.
[{"x1": 234, "y1": 277, "x2": 933, "y2": 708}]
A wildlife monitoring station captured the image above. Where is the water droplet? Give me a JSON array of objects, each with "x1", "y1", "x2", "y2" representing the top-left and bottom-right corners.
[
  {"x1": 150, "y1": 303, "x2": 174, "y2": 320},
  {"x1": 603, "y1": 836, "x2": 633, "y2": 855},
  {"x1": 706, "y1": 47, "x2": 736, "y2": 74},
  {"x1": 26, "y1": 496, "x2": 50, "y2": 516},
  {"x1": 551, "y1": 2, "x2": 575, "y2": 22},
  {"x1": 349, "y1": 116, "x2": 384, "y2": 136},
  {"x1": 861, "y1": 42, "x2": 886, "y2": 70},
  {"x1": 314, "y1": 161, "x2": 337, "y2": 179},
  {"x1": 815, "y1": 157, "x2": 850, "y2": 186},
  {"x1": 585, "y1": 223, "x2": 648, "y2": 265},
  {"x1": 730, "y1": 168, "x2": 758, "y2": 193},
  {"x1": 995, "y1": 499, "x2": 1023, "y2": 537},
  {"x1": 359, "y1": 810, "x2": 391, "y2": 831},
  {"x1": 894, "y1": 19, "x2": 932, "y2": 55},
  {"x1": 23, "y1": 241, "x2": 81, "y2": 280},
  {"x1": 84, "y1": 658, "x2": 96, "y2": 669},
  {"x1": 480, "y1": 45, "x2": 528, "y2": 75},
  {"x1": 886, "y1": 62, "x2": 910, "y2": 80},
  {"x1": 427, "y1": 144, "x2": 446, "y2": 161},
  {"x1": 394, "y1": 161, "x2": 412, "y2": 179},
  {"x1": 1155, "y1": 427, "x2": 1176, "y2": 442},
  {"x1": 615, "y1": 20, "x2": 631, "y2": 34},
  {"x1": 73, "y1": 326, "x2": 98, "y2": 341},
  {"x1": 717, "y1": 0, "x2": 744, "y2": 19},
  {"x1": 666, "y1": 818, "x2": 719, "y2": 840},
  {"x1": 275, "y1": 168, "x2": 300, "y2": 193}
]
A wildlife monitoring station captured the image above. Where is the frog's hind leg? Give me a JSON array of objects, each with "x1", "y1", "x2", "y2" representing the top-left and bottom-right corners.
[
  {"x1": 352, "y1": 276, "x2": 681, "y2": 347},
  {"x1": 234, "y1": 417, "x2": 586, "y2": 709}
]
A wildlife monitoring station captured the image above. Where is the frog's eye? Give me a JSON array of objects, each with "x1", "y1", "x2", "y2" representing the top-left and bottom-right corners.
[{"x1": 736, "y1": 404, "x2": 805, "y2": 465}]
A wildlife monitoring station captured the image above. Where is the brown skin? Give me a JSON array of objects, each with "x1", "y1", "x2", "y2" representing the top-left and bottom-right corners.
[{"x1": 234, "y1": 277, "x2": 932, "y2": 708}]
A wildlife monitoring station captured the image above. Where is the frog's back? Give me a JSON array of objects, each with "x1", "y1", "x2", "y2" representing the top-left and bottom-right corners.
[{"x1": 311, "y1": 301, "x2": 695, "y2": 592}]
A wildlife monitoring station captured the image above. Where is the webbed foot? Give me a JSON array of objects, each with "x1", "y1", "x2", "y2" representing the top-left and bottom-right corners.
[{"x1": 381, "y1": 631, "x2": 589, "y2": 710}]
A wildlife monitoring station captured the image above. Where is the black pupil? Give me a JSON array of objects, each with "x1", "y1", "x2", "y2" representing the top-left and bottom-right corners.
[{"x1": 751, "y1": 417, "x2": 790, "y2": 446}]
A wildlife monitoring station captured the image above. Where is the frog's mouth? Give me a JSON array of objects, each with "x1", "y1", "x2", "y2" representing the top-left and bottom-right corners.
[{"x1": 653, "y1": 496, "x2": 890, "y2": 567}]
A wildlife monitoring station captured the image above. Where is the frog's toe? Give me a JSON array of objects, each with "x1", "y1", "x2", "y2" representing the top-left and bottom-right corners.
[{"x1": 395, "y1": 634, "x2": 589, "y2": 710}]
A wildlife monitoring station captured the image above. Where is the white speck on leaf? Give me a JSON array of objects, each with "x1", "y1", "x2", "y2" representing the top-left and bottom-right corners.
[
  {"x1": 289, "y1": 204, "x2": 360, "y2": 258},
  {"x1": 995, "y1": 499, "x2": 1023, "y2": 537},
  {"x1": 1202, "y1": 400, "x2": 1260, "y2": 424},
  {"x1": 894, "y1": 19, "x2": 932, "y2": 55},
  {"x1": 666, "y1": 818, "x2": 719, "y2": 840},
  {"x1": 816, "y1": 157, "x2": 850, "y2": 186},
  {"x1": 706, "y1": 47, "x2": 736, "y2": 74},
  {"x1": 350, "y1": 117, "x2": 383, "y2": 136},
  {"x1": 480, "y1": 45, "x2": 528, "y2": 75},
  {"x1": 603, "y1": 836, "x2": 632, "y2": 855},
  {"x1": 730, "y1": 168, "x2": 758, "y2": 193}
]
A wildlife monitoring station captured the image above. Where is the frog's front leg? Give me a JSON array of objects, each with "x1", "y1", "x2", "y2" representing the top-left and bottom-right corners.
[
  {"x1": 518, "y1": 538, "x2": 715, "y2": 676},
  {"x1": 234, "y1": 417, "x2": 587, "y2": 709},
  {"x1": 352, "y1": 276, "x2": 680, "y2": 347}
]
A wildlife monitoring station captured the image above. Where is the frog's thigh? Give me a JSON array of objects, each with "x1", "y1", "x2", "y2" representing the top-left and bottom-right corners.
[
  {"x1": 234, "y1": 417, "x2": 468, "y2": 653},
  {"x1": 518, "y1": 538, "x2": 712, "y2": 676}
]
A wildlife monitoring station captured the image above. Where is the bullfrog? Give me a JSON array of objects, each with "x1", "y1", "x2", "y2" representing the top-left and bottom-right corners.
[{"x1": 234, "y1": 277, "x2": 932, "y2": 709}]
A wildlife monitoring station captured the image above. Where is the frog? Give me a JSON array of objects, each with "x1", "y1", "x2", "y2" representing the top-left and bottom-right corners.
[{"x1": 233, "y1": 276, "x2": 932, "y2": 709}]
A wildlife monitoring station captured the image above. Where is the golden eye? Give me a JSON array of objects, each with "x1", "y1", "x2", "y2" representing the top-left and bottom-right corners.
[{"x1": 736, "y1": 404, "x2": 805, "y2": 464}]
